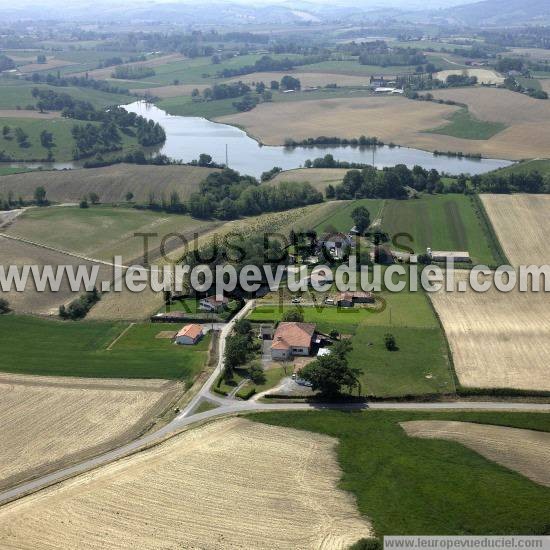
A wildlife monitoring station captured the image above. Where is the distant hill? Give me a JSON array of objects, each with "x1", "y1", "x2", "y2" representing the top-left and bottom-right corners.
[{"x1": 441, "y1": 0, "x2": 550, "y2": 25}]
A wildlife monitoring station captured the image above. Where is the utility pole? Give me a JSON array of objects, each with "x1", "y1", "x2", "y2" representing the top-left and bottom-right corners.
[{"x1": 225, "y1": 144, "x2": 228, "y2": 167}]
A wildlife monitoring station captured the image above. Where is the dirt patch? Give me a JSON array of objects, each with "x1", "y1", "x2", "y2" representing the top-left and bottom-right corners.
[
  {"x1": 430, "y1": 270, "x2": 550, "y2": 391},
  {"x1": 0, "y1": 374, "x2": 181, "y2": 491},
  {"x1": 269, "y1": 168, "x2": 349, "y2": 192},
  {"x1": 401, "y1": 420, "x2": 550, "y2": 487},
  {"x1": 481, "y1": 194, "x2": 550, "y2": 267},
  {"x1": 156, "y1": 330, "x2": 177, "y2": 339},
  {"x1": 0, "y1": 418, "x2": 372, "y2": 549}
]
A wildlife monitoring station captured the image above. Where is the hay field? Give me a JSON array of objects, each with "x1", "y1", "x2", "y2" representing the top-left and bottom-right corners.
[
  {"x1": 269, "y1": 167, "x2": 348, "y2": 191},
  {"x1": 480, "y1": 194, "x2": 550, "y2": 267},
  {"x1": 428, "y1": 87, "x2": 550, "y2": 159},
  {"x1": 228, "y1": 71, "x2": 372, "y2": 88},
  {"x1": 5, "y1": 205, "x2": 217, "y2": 264},
  {"x1": 132, "y1": 82, "x2": 209, "y2": 98},
  {"x1": 434, "y1": 69, "x2": 504, "y2": 85},
  {"x1": 0, "y1": 418, "x2": 372, "y2": 550},
  {"x1": 0, "y1": 373, "x2": 180, "y2": 491},
  {"x1": 402, "y1": 421, "x2": 550, "y2": 487},
  {"x1": 430, "y1": 270, "x2": 550, "y2": 391},
  {"x1": 0, "y1": 164, "x2": 218, "y2": 204},
  {"x1": 216, "y1": 95, "x2": 457, "y2": 147},
  {"x1": 72, "y1": 53, "x2": 185, "y2": 79},
  {"x1": 0, "y1": 236, "x2": 112, "y2": 315}
]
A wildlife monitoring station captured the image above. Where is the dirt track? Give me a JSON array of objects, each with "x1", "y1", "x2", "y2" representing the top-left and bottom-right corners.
[
  {"x1": 0, "y1": 374, "x2": 181, "y2": 492},
  {"x1": 402, "y1": 420, "x2": 550, "y2": 487},
  {"x1": 0, "y1": 418, "x2": 371, "y2": 549},
  {"x1": 480, "y1": 194, "x2": 550, "y2": 267}
]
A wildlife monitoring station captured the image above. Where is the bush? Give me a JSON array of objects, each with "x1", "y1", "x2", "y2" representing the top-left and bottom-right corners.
[
  {"x1": 282, "y1": 308, "x2": 304, "y2": 322},
  {"x1": 59, "y1": 288, "x2": 100, "y2": 320},
  {"x1": 384, "y1": 333, "x2": 397, "y2": 351},
  {"x1": 0, "y1": 298, "x2": 11, "y2": 314},
  {"x1": 236, "y1": 386, "x2": 256, "y2": 400},
  {"x1": 213, "y1": 387, "x2": 228, "y2": 396}
]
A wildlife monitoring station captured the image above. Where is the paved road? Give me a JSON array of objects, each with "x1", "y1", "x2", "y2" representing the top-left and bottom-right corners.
[{"x1": 1, "y1": 298, "x2": 550, "y2": 506}]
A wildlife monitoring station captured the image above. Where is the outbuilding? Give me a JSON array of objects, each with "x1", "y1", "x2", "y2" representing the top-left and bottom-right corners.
[{"x1": 175, "y1": 324, "x2": 203, "y2": 345}]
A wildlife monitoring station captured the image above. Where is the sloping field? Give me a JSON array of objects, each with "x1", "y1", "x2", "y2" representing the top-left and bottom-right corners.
[
  {"x1": 0, "y1": 236, "x2": 112, "y2": 315},
  {"x1": 216, "y1": 96, "x2": 458, "y2": 147},
  {"x1": 0, "y1": 163, "x2": 218, "y2": 204},
  {"x1": 434, "y1": 69, "x2": 504, "y2": 85},
  {"x1": 428, "y1": 87, "x2": 550, "y2": 159},
  {"x1": 0, "y1": 373, "x2": 180, "y2": 491},
  {"x1": 480, "y1": 194, "x2": 550, "y2": 267},
  {"x1": 402, "y1": 421, "x2": 550, "y2": 487},
  {"x1": 0, "y1": 418, "x2": 371, "y2": 550},
  {"x1": 269, "y1": 168, "x2": 348, "y2": 191},
  {"x1": 4, "y1": 205, "x2": 217, "y2": 264},
  {"x1": 0, "y1": 109, "x2": 61, "y2": 119},
  {"x1": 228, "y1": 71, "x2": 372, "y2": 88},
  {"x1": 218, "y1": 88, "x2": 550, "y2": 159},
  {"x1": 430, "y1": 270, "x2": 550, "y2": 391}
]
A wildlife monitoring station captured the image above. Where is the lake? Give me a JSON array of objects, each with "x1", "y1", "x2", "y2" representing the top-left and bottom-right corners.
[{"x1": 7, "y1": 100, "x2": 513, "y2": 177}]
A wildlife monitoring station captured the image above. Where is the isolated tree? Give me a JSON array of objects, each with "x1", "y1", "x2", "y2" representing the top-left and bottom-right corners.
[
  {"x1": 234, "y1": 318, "x2": 252, "y2": 336},
  {"x1": 351, "y1": 206, "x2": 371, "y2": 234},
  {"x1": 191, "y1": 88, "x2": 200, "y2": 98},
  {"x1": 39, "y1": 130, "x2": 54, "y2": 150},
  {"x1": 255, "y1": 81, "x2": 265, "y2": 94},
  {"x1": 280, "y1": 75, "x2": 300, "y2": 90},
  {"x1": 15, "y1": 127, "x2": 29, "y2": 148},
  {"x1": 248, "y1": 361, "x2": 266, "y2": 384},
  {"x1": 282, "y1": 308, "x2": 304, "y2": 323},
  {"x1": 34, "y1": 186, "x2": 47, "y2": 206},
  {"x1": 300, "y1": 340, "x2": 360, "y2": 397},
  {"x1": 325, "y1": 184, "x2": 335, "y2": 199},
  {"x1": 88, "y1": 192, "x2": 100, "y2": 205},
  {"x1": 198, "y1": 153, "x2": 213, "y2": 167},
  {"x1": 0, "y1": 298, "x2": 10, "y2": 314},
  {"x1": 225, "y1": 333, "x2": 250, "y2": 369},
  {"x1": 2, "y1": 126, "x2": 9, "y2": 139},
  {"x1": 125, "y1": 191, "x2": 134, "y2": 202},
  {"x1": 384, "y1": 333, "x2": 397, "y2": 351},
  {"x1": 270, "y1": 80, "x2": 279, "y2": 90},
  {"x1": 79, "y1": 198, "x2": 89, "y2": 209}
]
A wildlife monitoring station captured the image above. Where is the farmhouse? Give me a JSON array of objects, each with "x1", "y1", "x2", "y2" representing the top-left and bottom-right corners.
[
  {"x1": 199, "y1": 295, "x2": 229, "y2": 313},
  {"x1": 336, "y1": 291, "x2": 375, "y2": 308},
  {"x1": 175, "y1": 324, "x2": 203, "y2": 345},
  {"x1": 320, "y1": 232, "x2": 352, "y2": 260},
  {"x1": 271, "y1": 322, "x2": 316, "y2": 360},
  {"x1": 428, "y1": 248, "x2": 471, "y2": 263}
]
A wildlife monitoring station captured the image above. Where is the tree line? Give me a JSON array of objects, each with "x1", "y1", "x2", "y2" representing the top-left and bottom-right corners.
[
  {"x1": 215, "y1": 54, "x2": 326, "y2": 78},
  {"x1": 28, "y1": 72, "x2": 130, "y2": 95}
]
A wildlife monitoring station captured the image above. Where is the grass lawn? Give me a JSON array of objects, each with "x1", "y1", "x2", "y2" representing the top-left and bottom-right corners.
[
  {"x1": 252, "y1": 366, "x2": 289, "y2": 394},
  {"x1": 350, "y1": 326, "x2": 454, "y2": 397},
  {"x1": 427, "y1": 108, "x2": 506, "y2": 140},
  {"x1": 381, "y1": 193, "x2": 501, "y2": 266},
  {"x1": 314, "y1": 198, "x2": 384, "y2": 234},
  {"x1": 157, "y1": 96, "x2": 240, "y2": 118},
  {"x1": 251, "y1": 410, "x2": 550, "y2": 536},
  {"x1": 0, "y1": 166, "x2": 33, "y2": 176},
  {"x1": 0, "y1": 316, "x2": 211, "y2": 380},
  {"x1": 516, "y1": 76, "x2": 542, "y2": 91},
  {"x1": 194, "y1": 400, "x2": 220, "y2": 413},
  {"x1": 0, "y1": 117, "x2": 139, "y2": 162},
  {"x1": 300, "y1": 59, "x2": 417, "y2": 76},
  {"x1": 0, "y1": 81, "x2": 133, "y2": 110}
]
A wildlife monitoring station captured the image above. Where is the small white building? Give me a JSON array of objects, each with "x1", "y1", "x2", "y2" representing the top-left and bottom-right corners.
[
  {"x1": 427, "y1": 247, "x2": 471, "y2": 263},
  {"x1": 175, "y1": 324, "x2": 203, "y2": 345},
  {"x1": 321, "y1": 232, "x2": 352, "y2": 260}
]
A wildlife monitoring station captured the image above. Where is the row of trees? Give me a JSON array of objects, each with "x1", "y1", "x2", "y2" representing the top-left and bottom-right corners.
[
  {"x1": 59, "y1": 289, "x2": 101, "y2": 320},
  {"x1": 28, "y1": 71, "x2": 129, "y2": 95},
  {"x1": 112, "y1": 65, "x2": 155, "y2": 79},
  {"x1": 215, "y1": 54, "x2": 326, "y2": 79},
  {"x1": 285, "y1": 136, "x2": 384, "y2": 148}
]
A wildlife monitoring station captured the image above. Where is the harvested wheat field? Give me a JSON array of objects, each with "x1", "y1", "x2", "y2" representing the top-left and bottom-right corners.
[
  {"x1": 0, "y1": 374, "x2": 181, "y2": 491},
  {"x1": 428, "y1": 87, "x2": 550, "y2": 159},
  {"x1": 480, "y1": 194, "x2": 550, "y2": 267},
  {"x1": 435, "y1": 69, "x2": 504, "y2": 85},
  {"x1": 217, "y1": 95, "x2": 458, "y2": 146},
  {"x1": 0, "y1": 236, "x2": 112, "y2": 315},
  {"x1": 402, "y1": 421, "x2": 550, "y2": 487},
  {"x1": 132, "y1": 82, "x2": 209, "y2": 98},
  {"x1": 269, "y1": 167, "x2": 349, "y2": 191},
  {"x1": 430, "y1": 270, "x2": 550, "y2": 391},
  {"x1": 0, "y1": 418, "x2": 371, "y2": 550},
  {"x1": 0, "y1": 163, "x2": 218, "y2": 204}
]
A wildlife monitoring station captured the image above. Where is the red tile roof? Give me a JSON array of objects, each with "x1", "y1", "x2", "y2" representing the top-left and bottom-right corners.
[
  {"x1": 176, "y1": 324, "x2": 203, "y2": 340},
  {"x1": 271, "y1": 322, "x2": 315, "y2": 350}
]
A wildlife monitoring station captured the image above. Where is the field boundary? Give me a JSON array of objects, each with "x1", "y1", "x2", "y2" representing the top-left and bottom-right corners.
[{"x1": 471, "y1": 194, "x2": 510, "y2": 267}]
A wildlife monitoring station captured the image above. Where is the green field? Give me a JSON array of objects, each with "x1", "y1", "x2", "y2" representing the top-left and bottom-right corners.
[
  {"x1": 6, "y1": 205, "x2": 212, "y2": 262},
  {"x1": 0, "y1": 166, "x2": 32, "y2": 176},
  {"x1": 314, "y1": 198, "x2": 384, "y2": 234},
  {"x1": 252, "y1": 410, "x2": 550, "y2": 536},
  {"x1": 0, "y1": 316, "x2": 211, "y2": 380},
  {"x1": 427, "y1": 109, "x2": 506, "y2": 140},
  {"x1": 381, "y1": 194, "x2": 500, "y2": 265},
  {"x1": 0, "y1": 80, "x2": 133, "y2": 110},
  {"x1": 515, "y1": 76, "x2": 542, "y2": 91},
  {"x1": 490, "y1": 158, "x2": 550, "y2": 177},
  {"x1": 0, "y1": 117, "x2": 139, "y2": 162},
  {"x1": 300, "y1": 58, "x2": 417, "y2": 76}
]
